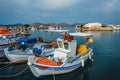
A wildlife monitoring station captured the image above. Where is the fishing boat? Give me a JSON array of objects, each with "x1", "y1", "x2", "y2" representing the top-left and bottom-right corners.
[
  {"x1": 4, "y1": 38, "x2": 57, "y2": 63},
  {"x1": 0, "y1": 28, "x2": 17, "y2": 58},
  {"x1": 0, "y1": 28, "x2": 15, "y2": 46},
  {"x1": 4, "y1": 29, "x2": 69, "y2": 62},
  {"x1": 27, "y1": 32, "x2": 94, "y2": 78}
]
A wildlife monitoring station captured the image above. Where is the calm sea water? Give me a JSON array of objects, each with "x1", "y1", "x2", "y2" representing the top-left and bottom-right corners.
[{"x1": 0, "y1": 27, "x2": 120, "y2": 80}]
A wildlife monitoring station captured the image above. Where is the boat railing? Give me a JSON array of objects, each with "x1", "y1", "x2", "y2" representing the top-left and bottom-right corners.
[{"x1": 67, "y1": 48, "x2": 92, "y2": 63}]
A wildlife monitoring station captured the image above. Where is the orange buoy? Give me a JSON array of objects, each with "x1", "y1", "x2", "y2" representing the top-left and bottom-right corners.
[
  {"x1": 86, "y1": 37, "x2": 93, "y2": 44},
  {"x1": 77, "y1": 44, "x2": 88, "y2": 54}
]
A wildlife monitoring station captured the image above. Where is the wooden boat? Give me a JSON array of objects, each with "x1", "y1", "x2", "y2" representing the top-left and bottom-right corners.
[
  {"x1": 4, "y1": 38, "x2": 56, "y2": 63},
  {"x1": 27, "y1": 32, "x2": 94, "y2": 78}
]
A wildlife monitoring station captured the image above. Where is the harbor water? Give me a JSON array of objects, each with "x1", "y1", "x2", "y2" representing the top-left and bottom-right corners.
[{"x1": 0, "y1": 27, "x2": 120, "y2": 80}]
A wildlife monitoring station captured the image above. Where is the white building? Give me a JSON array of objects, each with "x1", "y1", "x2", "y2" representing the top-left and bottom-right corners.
[{"x1": 83, "y1": 22, "x2": 102, "y2": 28}]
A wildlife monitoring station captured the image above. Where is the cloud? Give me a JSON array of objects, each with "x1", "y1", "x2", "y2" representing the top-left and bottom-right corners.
[
  {"x1": 39, "y1": 0, "x2": 81, "y2": 10},
  {"x1": 12, "y1": 0, "x2": 81, "y2": 10},
  {"x1": 102, "y1": 0, "x2": 120, "y2": 13},
  {"x1": 1, "y1": 0, "x2": 120, "y2": 24},
  {"x1": 83, "y1": 0, "x2": 120, "y2": 15},
  {"x1": 10, "y1": 0, "x2": 82, "y2": 18}
]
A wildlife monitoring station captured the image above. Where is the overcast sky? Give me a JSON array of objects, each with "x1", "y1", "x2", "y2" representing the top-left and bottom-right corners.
[{"x1": 0, "y1": 0, "x2": 120, "y2": 24}]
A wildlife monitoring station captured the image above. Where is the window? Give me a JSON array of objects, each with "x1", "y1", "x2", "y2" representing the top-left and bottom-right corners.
[
  {"x1": 58, "y1": 41, "x2": 64, "y2": 48},
  {"x1": 64, "y1": 42, "x2": 69, "y2": 50}
]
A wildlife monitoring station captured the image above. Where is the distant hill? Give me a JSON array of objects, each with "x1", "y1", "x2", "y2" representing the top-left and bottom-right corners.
[
  {"x1": 57, "y1": 23, "x2": 70, "y2": 27},
  {"x1": 0, "y1": 23, "x2": 23, "y2": 27},
  {"x1": 71, "y1": 23, "x2": 85, "y2": 27},
  {"x1": 30, "y1": 23, "x2": 44, "y2": 27}
]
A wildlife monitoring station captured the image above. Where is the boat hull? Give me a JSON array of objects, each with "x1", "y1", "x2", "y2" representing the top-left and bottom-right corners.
[
  {"x1": 5, "y1": 53, "x2": 32, "y2": 62},
  {"x1": 4, "y1": 48, "x2": 33, "y2": 62},
  {"x1": 0, "y1": 51, "x2": 5, "y2": 58},
  {"x1": 0, "y1": 47, "x2": 6, "y2": 58},
  {"x1": 4, "y1": 47, "x2": 54, "y2": 62},
  {"x1": 30, "y1": 64, "x2": 79, "y2": 78}
]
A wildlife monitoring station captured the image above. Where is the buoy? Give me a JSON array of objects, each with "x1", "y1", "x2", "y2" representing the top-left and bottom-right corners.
[
  {"x1": 27, "y1": 62, "x2": 32, "y2": 66},
  {"x1": 86, "y1": 37, "x2": 93, "y2": 44},
  {"x1": 77, "y1": 44, "x2": 88, "y2": 54},
  {"x1": 91, "y1": 59, "x2": 94, "y2": 62}
]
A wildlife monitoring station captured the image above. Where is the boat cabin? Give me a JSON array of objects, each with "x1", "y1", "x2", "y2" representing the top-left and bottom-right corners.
[
  {"x1": 53, "y1": 38, "x2": 77, "y2": 61},
  {"x1": 53, "y1": 32, "x2": 92, "y2": 62}
]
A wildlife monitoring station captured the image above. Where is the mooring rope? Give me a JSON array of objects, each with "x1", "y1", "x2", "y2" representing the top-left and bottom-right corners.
[
  {"x1": 52, "y1": 69, "x2": 56, "y2": 80},
  {"x1": 0, "y1": 66, "x2": 29, "y2": 77},
  {"x1": 0, "y1": 62, "x2": 12, "y2": 65},
  {"x1": 0, "y1": 60, "x2": 27, "y2": 65},
  {"x1": 0, "y1": 57, "x2": 6, "y2": 62},
  {"x1": 0, "y1": 64, "x2": 12, "y2": 71}
]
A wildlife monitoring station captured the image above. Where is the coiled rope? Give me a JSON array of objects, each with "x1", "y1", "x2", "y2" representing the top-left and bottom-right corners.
[{"x1": 0, "y1": 66, "x2": 29, "y2": 77}]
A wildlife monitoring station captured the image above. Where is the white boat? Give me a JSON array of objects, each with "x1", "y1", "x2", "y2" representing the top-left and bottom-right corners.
[
  {"x1": 0, "y1": 29, "x2": 17, "y2": 58},
  {"x1": 27, "y1": 32, "x2": 94, "y2": 78},
  {"x1": 4, "y1": 29, "x2": 69, "y2": 62},
  {"x1": 4, "y1": 43, "x2": 55, "y2": 63},
  {"x1": 31, "y1": 26, "x2": 37, "y2": 31},
  {"x1": 0, "y1": 35, "x2": 14, "y2": 58},
  {"x1": 4, "y1": 38, "x2": 56, "y2": 63}
]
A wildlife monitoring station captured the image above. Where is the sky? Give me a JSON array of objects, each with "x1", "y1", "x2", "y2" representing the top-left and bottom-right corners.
[{"x1": 0, "y1": 0, "x2": 120, "y2": 24}]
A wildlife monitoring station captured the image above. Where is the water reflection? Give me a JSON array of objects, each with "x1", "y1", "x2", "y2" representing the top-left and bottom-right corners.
[
  {"x1": 37, "y1": 61, "x2": 92, "y2": 80},
  {"x1": 76, "y1": 30, "x2": 113, "y2": 36}
]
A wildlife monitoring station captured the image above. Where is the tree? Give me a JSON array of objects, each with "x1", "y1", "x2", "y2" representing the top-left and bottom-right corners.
[{"x1": 24, "y1": 24, "x2": 30, "y2": 28}]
